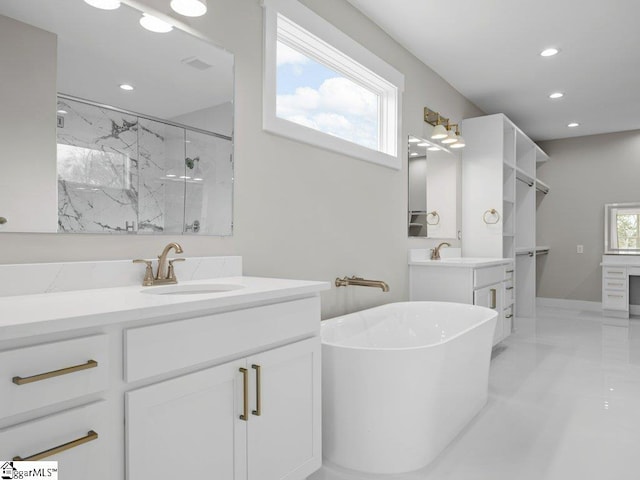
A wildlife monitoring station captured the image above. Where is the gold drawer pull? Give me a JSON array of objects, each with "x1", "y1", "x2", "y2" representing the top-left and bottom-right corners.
[
  {"x1": 505, "y1": 270, "x2": 514, "y2": 274},
  {"x1": 14, "y1": 430, "x2": 98, "y2": 461},
  {"x1": 252, "y1": 364, "x2": 262, "y2": 416},
  {"x1": 490, "y1": 288, "x2": 497, "y2": 309},
  {"x1": 505, "y1": 286, "x2": 514, "y2": 291},
  {"x1": 13, "y1": 360, "x2": 98, "y2": 385},
  {"x1": 505, "y1": 314, "x2": 513, "y2": 319},
  {"x1": 239, "y1": 368, "x2": 249, "y2": 421}
]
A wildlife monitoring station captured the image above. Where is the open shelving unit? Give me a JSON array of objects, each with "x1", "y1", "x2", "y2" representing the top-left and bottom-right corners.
[{"x1": 461, "y1": 113, "x2": 550, "y2": 326}]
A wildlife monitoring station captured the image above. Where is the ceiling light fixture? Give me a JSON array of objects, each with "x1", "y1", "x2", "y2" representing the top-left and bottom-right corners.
[
  {"x1": 409, "y1": 137, "x2": 421, "y2": 143},
  {"x1": 567, "y1": 122, "x2": 580, "y2": 128},
  {"x1": 427, "y1": 146, "x2": 440, "y2": 151},
  {"x1": 84, "y1": 0, "x2": 121, "y2": 10},
  {"x1": 119, "y1": 84, "x2": 134, "y2": 91},
  {"x1": 540, "y1": 48, "x2": 559, "y2": 57},
  {"x1": 410, "y1": 152, "x2": 419, "y2": 156},
  {"x1": 57, "y1": 110, "x2": 68, "y2": 115},
  {"x1": 170, "y1": 0, "x2": 207, "y2": 17},
  {"x1": 139, "y1": 14, "x2": 173, "y2": 33},
  {"x1": 424, "y1": 107, "x2": 465, "y2": 149},
  {"x1": 549, "y1": 92, "x2": 564, "y2": 99}
]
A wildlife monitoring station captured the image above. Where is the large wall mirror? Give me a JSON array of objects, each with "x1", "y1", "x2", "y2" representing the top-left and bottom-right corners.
[
  {"x1": 605, "y1": 203, "x2": 640, "y2": 254},
  {"x1": 408, "y1": 135, "x2": 458, "y2": 238},
  {"x1": 0, "y1": 0, "x2": 233, "y2": 235}
]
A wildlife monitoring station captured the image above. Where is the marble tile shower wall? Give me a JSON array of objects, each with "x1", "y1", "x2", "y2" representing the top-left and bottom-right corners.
[{"x1": 56, "y1": 98, "x2": 232, "y2": 234}]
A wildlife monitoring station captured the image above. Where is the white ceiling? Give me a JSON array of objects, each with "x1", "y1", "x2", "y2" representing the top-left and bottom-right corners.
[
  {"x1": 345, "y1": 0, "x2": 640, "y2": 141},
  {"x1": 0, "y1": 0, "x2": 233, "y2": 123}
]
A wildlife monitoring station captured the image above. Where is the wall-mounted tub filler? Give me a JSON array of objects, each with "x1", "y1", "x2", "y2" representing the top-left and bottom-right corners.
[{"x1": 335, "y1": 276, "x2": 389, "y2": 292}]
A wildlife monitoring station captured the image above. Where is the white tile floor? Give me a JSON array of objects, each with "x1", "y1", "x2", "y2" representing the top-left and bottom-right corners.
[{"x1": 310, "y1": 307, "x2": 640, "y2": 479}]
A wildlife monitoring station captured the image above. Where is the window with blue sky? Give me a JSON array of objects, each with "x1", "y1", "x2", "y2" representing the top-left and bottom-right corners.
[{"x1": 276, "y1": 41, "x2": 380, "y2": 151}]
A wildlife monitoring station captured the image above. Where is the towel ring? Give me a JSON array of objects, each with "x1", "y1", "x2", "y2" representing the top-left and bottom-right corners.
[
  {"x1": 483, "y1": 209, "x2": 500, "y2": 225},
  {"x1": 426, "y1": 211, "x2": 440, "y2": 225}
]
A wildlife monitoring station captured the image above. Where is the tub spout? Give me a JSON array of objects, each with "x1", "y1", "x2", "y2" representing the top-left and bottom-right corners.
[{"x1": 335, "y1": 276, "x2": 389, "y2": 292}]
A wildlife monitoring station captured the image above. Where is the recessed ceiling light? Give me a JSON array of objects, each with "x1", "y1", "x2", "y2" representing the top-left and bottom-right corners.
[
  {"x1": 427, "y1": 146, "x2": 440, "y2": 151},
  {"x1": 408, "y1": 137, "x2": 421, "y2": 143},
  {"x1": 119, "y1": 84, "x2": 134, "y2": 91},
  {"x1": 410, "y1": 152, "x2": 419, "y2": 156},
  {"x1": 540, "y1": 48, "x2": 559, "y2": 57},
  {"x1": 549, "y1": 92, "x2": 564, "y2": 99},
  {"x1": 170, "y1": 0, "x2": 207, "y2": 17},
  {"x1": 84, "y1": 0, "x2": 121, "y2": 10},
  {"x1": 57, "y1": 109, "x2": 68, "y2": 115},
  {"x1": 417, "y1": 142, "x2": 430, "y2": 147},
  {"x1": 567, "y1": 122, "x2": 580, "y2": 128},
  {"x1": 139, "y1": 14, "x2": 173, "y2": 33}
]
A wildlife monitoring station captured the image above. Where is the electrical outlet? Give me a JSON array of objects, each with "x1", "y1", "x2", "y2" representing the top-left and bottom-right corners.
[{"x1": 577, "y1": 245, "x2": 584, "y2": 254}]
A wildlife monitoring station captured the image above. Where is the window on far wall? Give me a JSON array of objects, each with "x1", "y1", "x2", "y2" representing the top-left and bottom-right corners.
[
  {"x1": 263, "y1": 0, "x2": 404, "y2": 170},
  {"x1": 277, "y1": 41, "x2": 380, "y2": 151}
]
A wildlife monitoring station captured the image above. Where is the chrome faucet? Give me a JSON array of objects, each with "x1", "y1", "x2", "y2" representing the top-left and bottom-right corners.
[
  {"x1": 133, "y1": 242, "x2": 185, "y2": 286},
  {"x1": 430, "y1": 242, "x2": 451, "y2": 260}
]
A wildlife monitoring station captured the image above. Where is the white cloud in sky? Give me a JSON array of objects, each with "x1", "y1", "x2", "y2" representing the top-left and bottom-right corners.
[
  {"x1": 277, "y1": 77, "x2": 379, "y2": 149},
  {"x1": 277, "y1": 42, "x2": 309, "y2": 67}
]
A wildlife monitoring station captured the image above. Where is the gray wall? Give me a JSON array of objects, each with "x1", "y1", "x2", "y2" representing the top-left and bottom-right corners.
[
  {"x1": 537, "y1": 129, "x2": 640, "y2": 303},
  {"x1": 0, "y1": 0, "x2": 481, "y2": 319},
  {"x1": 0, "y1": 15, "x2": 57, "y2": 232}
]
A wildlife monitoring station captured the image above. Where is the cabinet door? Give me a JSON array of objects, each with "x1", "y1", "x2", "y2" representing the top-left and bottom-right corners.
[
  {"x1": 474, "y1": 284, "x2": 504, "y2": 345},
  {"x1": 126, "y1": 360, "x2": 247, "y2": 480},
  {"x1": 246, "y1": 338, "x2": 321, "y2": 480}
]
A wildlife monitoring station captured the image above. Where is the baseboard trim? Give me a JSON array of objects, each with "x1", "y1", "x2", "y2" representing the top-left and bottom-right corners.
[{"x1": 536, "y1": 297, "x2": 602, "y2": 312}]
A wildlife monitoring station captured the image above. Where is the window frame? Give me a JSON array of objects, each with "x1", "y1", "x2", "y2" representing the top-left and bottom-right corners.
[{"x1": 262, "y1": 0, "x2": 404, "y2": 170}]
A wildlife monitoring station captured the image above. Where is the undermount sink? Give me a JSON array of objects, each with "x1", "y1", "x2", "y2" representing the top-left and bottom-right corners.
[{"x1": 141, "y1": 283, "x2": 245, "y2": 295}]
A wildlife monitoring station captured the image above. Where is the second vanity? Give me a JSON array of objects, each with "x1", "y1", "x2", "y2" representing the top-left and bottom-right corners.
[
  {"x1": 409, "y1": 249, "x2": 514, "y2": 345},
  {"x1": 0, "y1": 255, "x2": 329, "y2": 480}
]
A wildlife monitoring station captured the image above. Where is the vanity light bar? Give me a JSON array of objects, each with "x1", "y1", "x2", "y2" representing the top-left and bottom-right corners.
[{"x1": 424, "y1": 107, "x2": 465, "y2": 149}]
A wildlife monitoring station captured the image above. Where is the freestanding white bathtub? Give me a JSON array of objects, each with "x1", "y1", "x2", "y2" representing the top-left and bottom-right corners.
[{"x1": 321, "y1": 301, "x2": 497, "y2": 474}]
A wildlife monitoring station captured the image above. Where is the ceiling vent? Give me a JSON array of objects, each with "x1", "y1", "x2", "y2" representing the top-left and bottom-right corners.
[{"x1": 182, "y1": 57, "x2": 213, "y2": 70}]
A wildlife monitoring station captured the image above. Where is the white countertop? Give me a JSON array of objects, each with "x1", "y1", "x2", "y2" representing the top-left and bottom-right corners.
[
  {"x1": 0, "y1": 276, "x2": 330, "y2": 339},
  {"x1": 409, "y1": 257, "x2": 512, "y2": 268},
  {"x1": 601, "y1": 254, "x2": 640, "y2": 267}
]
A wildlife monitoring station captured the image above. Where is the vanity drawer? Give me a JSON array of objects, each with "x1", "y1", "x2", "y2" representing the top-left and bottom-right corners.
[
  {"x1": 125, "y1": 296, "x2": 320, "y2": 382},
  {"x1": 604, "y1": 278, "x2": 627, "y2": 291},
  {"x1": 504, "y1": 265, "x2": 514, "y2": 281},
  {"x1": 602, "y1": 291, "x2": 628, "y2": 311},
  {"x1": 603, "y1": 267, "x2": 627, "y2": 279},
  {"x1": 0, "y1": 335, "x2": 109, "y2": 418},
  {"x1": 503, "y1": 305, "x2": 513, "y2": 335},
  {"x1": 504, "y1": 280, "x2": 514, "y2": 303},
  {"x1": 474, "y1": 266, "x2": 504, "y2": 288},
  {"x1": 0, "y1": 401, "x2": 111, "y2": 480}
]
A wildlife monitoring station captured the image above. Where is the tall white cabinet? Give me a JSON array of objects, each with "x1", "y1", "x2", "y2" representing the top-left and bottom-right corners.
[{"x1": 461, "y1": 114, "x2": 549, "y2": 319}]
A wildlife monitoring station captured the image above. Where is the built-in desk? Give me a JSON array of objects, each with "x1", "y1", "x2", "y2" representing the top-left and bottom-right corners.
[{"x1": 601, "y1": 255, "x2": 640, "y2": 318}]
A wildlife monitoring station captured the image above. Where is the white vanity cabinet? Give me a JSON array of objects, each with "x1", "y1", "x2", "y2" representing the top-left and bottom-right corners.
[
  {"x1": 409, "y1": 254, "x2": 514, "y2": 345},
  {"x1": 127, "y1": 337, "x2": 321, "y2": 480},
  {"x1": 0, "y1": 271, "x2": 328, "y2": 480}
]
